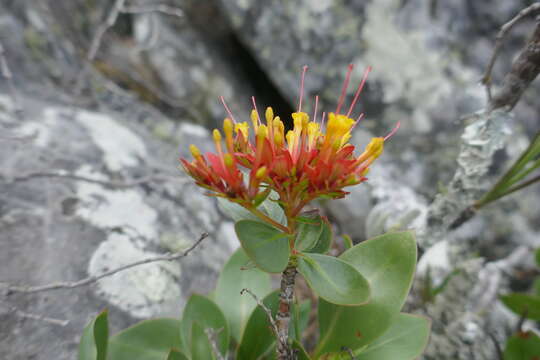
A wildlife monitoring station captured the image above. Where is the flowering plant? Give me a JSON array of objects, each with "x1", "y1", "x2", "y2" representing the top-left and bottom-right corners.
[{"x1": 79, "y1": 66, "x2": 430, "y2": 360}]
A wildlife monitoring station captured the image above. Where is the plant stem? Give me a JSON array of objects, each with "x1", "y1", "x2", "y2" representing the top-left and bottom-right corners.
[{"x1": 276, "y1": 264, "x2": 298, "y2": 360}]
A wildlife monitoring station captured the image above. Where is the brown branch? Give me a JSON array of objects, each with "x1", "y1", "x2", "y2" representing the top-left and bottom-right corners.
[
  {"x1": 2, "y1": 233, "x2": 208, "y2": 295},
  {"x1": 204, "y1": 327, "x2": 225, "y2": 360},
  {"x1": 481, "y1": 3, "x2": 540, "y2": 107},
  {"x1": 276, "y1": 265, "x2": 297, "y2": 360},
  {"x1": 0, "y1": 41, "x2": 23, "y2": 118},
  {"x1": 3, "y1": 171, "x2": 187, "y2": 189}
]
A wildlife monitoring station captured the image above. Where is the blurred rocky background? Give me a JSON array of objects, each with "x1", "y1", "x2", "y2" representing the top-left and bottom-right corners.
[{"x1": 1, "y1": 0, "x2": 539, "y2": 359}]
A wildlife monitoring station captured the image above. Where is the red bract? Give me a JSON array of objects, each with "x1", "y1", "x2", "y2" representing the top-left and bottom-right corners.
[{"x1": 180, "y1": 65, "x2": 398, "y2": 223}]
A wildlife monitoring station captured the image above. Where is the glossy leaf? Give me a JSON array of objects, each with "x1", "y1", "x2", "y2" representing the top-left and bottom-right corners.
[
  {"x1": 166, "y1": 349, "x2": 188, "y2": 360},
  {"x1": 237, "y1": 291, "x2": 280, "y2": 360},
  {"x1": 181, "y1": 294, "x2": 229, "y2": 357},
  {"x1": 215, "y1": 248, "x2": 272, "y2": 342},
  {"x1": 298, "y1": 253, "x2": 370, "y2": 306},
  {"x1": 504, "y1": 331, "x2": 540, "y2": 360},
  {"x1": 190, "y1": 322, "x2": 214, "y2": 360},
  {"x1": 501, "y1": 293, "x2": 540, "y2": 320},
  {"x1": 316, "y1": 231, "x2": 417, "y2": 355},
  {"x1": 355, "y1": 313, "x2": 431, "y2": 359},
  {"x1": 295, "y1": 214, "x2": 324, "y2": 252},
  {"x1": 235, "y1": 220, "x2": 290, "y2": 273},
  {"x1": 78, "y1": 310, "x2": 108, "y2": 360},
  {"x1": 107, "y1": 319, "x2": 182, "y2": 360}
]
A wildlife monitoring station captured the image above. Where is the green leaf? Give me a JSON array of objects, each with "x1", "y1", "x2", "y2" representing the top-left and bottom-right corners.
[
  {"x1": 217, "y1": 198, "x2": 259, "y2": 222},
  {"x1": 342, "y1": 234, "x2": 353, "y2": 250},
  {"x1": 214, "y1": 248, "x2": 272, "y2": 342},
  {"x1": 291, "y1": 300, "x2": 311, "y2": 342},
  {"x1": 166, "y1": 348, "x2": 188, "y2": 360},
  {"x1": 298, "y1": 253, "x2": 370, "y2": 306},
  {"x1": 78, "y1": 310, "x2": 108, "y2": 360},
  {"x1": 181, "y1": 294, "x2": 229, "y2": 358},
  {"x1": 536, "y1": 248, "x2": 540, "y2": 268},
  {"x1": 217, "y1": 192, "x2": 286, "y2": 225},
  {"x1": 533, "y1": 277, "x2": 540, "y2": 296},
  {"x1": 503, "y1": 331, "x2": 540, "y2": 360},
  {"x1": 107, "y1": 319, "x2": 181, "y2": 360},
  {"x1": 237, "y1": 291, "x2": 280, "y2": 360},
  {"x1": 235, "y1": 220, "x2": 290, "y2": 273},
  {"x1": 501, "y1": 293, "x2": 540, "y2": 320},
  {"x1": 295, "y1": 214, "x2": 324, "y2": 252},
  {"x1": 190, "y1": 322, "x2": 214, "y2": 360},
  {"x1": 355, "y1": 313, "x2": 431, "y2": 360},
  {"x1": 292, "y1": 340, "x2": 311, "y2": 360},
  {"x1": 316, "y1": 231, "x2": 417, "y2": 355},
  {"x1": 260, "y1": 190, "x2": 286, "y2": 225},
  {"x1": 308, "y1": 217, "x2": 333, "y2": 254}
]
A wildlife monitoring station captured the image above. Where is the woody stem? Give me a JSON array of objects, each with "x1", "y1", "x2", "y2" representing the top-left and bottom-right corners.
[{"x1": 276, "y1": 262, "x2": 297, "y2": 360}]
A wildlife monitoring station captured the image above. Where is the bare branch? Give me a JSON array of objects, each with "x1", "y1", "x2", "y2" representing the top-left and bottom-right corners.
[
  {"x1": 3, "y1": 171, "x2": 187, "y2": 189},
  {"x1": 1, "y1": 301, "x2": 69, "y2": 326},
  {"x1": 204, "y1": 327, "x2": 225, "y2": 360},
  {"x1": 481, "y1": 3, "x2": 540, "y2": 103},
  {"x1": 2, "y1": 233, "x2": 208, "y2": 294},
  {"x1": 240, "y1": 288, "x2": 280, "y2": 337},
  {"x1": 121, "y1": 4, "x2": 184, "y2": 18},
  {"x1": 0, "y1": 41, "x2": 23, "y2": 118}
]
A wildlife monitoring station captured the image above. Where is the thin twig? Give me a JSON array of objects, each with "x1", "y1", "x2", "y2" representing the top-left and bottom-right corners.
[
  {"x1": 2, "y1": 233, "x2": 208, "y2": 294},
  {"x1": 486, "y1": 331, "x2": 504, "y2": 360},
  {"x1": 481, "y1": 3, "x2": 540, "y2": 102},
  {"x1": 121, "y1": 4, "x2": 184, "y2": 18},
  {"x1": 204, "y1": 327, "x2": 225, "y2": 360},
  {"x1": 1, "y1": 301, "x2": 69, "y2": 326},
  {"x1": 0, "y1": 41, "x2": 23, "y2": 118},
  {"x1": 240, "y1": 288, "x2": 280, "y2": 337},
  {"x1": 3, "y1": 171, "x2": 187, "y2": 189}
]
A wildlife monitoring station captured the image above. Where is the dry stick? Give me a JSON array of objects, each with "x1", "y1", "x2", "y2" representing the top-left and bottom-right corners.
[
  {"x1": 2, "y1": 302, "x2": 70, "y2": 327},
  {"x1": 240, "y1": 288, "x2": 280, "y2": 338},
  {"x1": 481, "y1": 3, "x2": 540, "y2": 104},
  {"x1": 5, "y1": 170, "x2": 187, "y2": 189},
  {"x1": 3, "y1": 233, "x2": 208, "y2": 294},
  {"x1": 204, "y1": 327, "x2": 225, "y2": 360},
  {"x1": 276, "y1": 265, "x2": 298, "y2": 360},
  {"x1": 0, "y1": 41, "x2": 23, "y2": 118},
  {"x1": 120, "y1": 4, "x2": 184, "y2": 17}
]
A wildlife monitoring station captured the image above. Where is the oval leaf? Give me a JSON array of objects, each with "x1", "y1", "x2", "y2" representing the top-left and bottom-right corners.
[
  {"x1": 107, "y1": 318, "x2": 181, "y2": 360},
  {"x1": 217, "y1": 198, "x2": 260, "y2": 222},
  {"x1": 316, "y1": 231, "x2": 417, "y2": 355},
  {"x1": 215, "y1": 248, "x2": 272, "y2": 342},
  {"x1": 237, "y1": 291, "x2": 280, "y2": 360},
  {"x1": 295, "y1": 214, "x2": 324, "y2": 252},
  {"x1": 235, "y1": 220, "x2": 290, "y2": 273},
  {"x1": 181, "y1": 294, "x2": 229, "y2": 358},
  {"x1": 298, "y1": 253, "x2": 370, "y2": 306},
  {"x1": 166, "y1": 349, "x2": 188, "y2": 360},
  {"x1": 355, "y1": 313, "x2": 431, "y2": 360},
  {"x1": 501, "y1": 293, "x2": 540, "y2": 320},
  {"x1": 190, "y1": 322, "x2": 214, "y2": 360},
  {"x1": 504, "y1": 331, "x2": 540, "y2": 360},
  {"x1": 78, "y1": 310, "x2": 108, "y2": 360},
  {"x1": 307, "y1": 218, "x2": 333, "y2": 254}
]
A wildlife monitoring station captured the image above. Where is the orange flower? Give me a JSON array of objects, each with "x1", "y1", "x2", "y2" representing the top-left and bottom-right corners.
[{"x1": 180, "y1": 65, "x2": 398, "y2": 219}]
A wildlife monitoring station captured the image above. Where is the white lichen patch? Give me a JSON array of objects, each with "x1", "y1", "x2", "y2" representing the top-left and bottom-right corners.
[
  {"x1": 74, "y1": 109, "x2": 147, "y2": 172},
  {"x1": 89, "y1": 233, "x2": 182, "y2": 318},
  {"x1": 15, "y1": 107, "x2": 60, "y2": 147},
  {"x1": 75, "y1": 166, "x2": 158, "y2": 240}
]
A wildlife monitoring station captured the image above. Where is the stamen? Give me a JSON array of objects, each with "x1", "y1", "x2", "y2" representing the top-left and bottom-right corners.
[
  {"x1": 384, "y1": 121, "x2": 401, "y2": 141},
  {"x1": 298, "y1": 65, "x2": 308, "y2": 112},
  {"x1": 336, "y1": 64, "x2": 354, "y2": 114},
  {"x1": 346, "y1": 66, "x2": 372, "y2": 118},
  {"x1": 351, "y1": 113, "x2": 365, "y2": 131},
  {"x1": 312, "y1": 95, "x2": 319, "y2": 123},
  {"x1": 251, "y1": 96, "x2": 261, "y2": 125},
  {"x1": 321, "y1": 112, "x2": 326, "y2": 131},
  {"x1": 220, "y1": 96, "x2": 236, "y2": 123}
]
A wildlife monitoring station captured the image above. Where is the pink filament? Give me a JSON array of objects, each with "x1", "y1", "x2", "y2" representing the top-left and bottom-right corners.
[
  {"x1": 298, "y1": 65, "x2": 309, "y2": 112},
  {"x1": 220, "y1": 96, "x2": 236, "y2": 123},
  {"x1": 351, "y1": 113, "x2": 365, "y2": 130},
  {"x1": 346, "y1": 66, "x2": 372, "y2": 118},
  {"x1": 321, "y1": 112, "x2": 326, "y2": 131},
  {"x1": 384, "y1": 121, "x2": 401, "y2": 141},
  {"x1": 251, "y1": 96, "x2": 261, "y2": 125},
  {"x1": 312, "y1": 95, "x2": 319, "y2": 123},
  {"x1": 336, "y1": 64, "x2": 354, "y2": 114}
]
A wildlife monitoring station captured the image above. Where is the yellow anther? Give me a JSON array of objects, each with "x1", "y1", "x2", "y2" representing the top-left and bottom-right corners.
[
  {"x1": 365, "y1": 137, "x2": 384, "y2": 158},
  {"x1": 292, "y1": 112, "x2": 309, "y2": 131},
  {"x1": 274, "y1": 131, "x2": 284, "y2": 147},
  {"x1": 224, "y1": 153, "x2": 234, "y2": 167},
  {"x1": 307, "y1": 122, "x2": 320, "y2": 136},
  {"x1": 265, "y1": 107, "x2": 274, "y2": 125},
  {"x1": 189, "y1": 144, "x2": 201, "y2": 159},
  {"x1": 251, "y1": 109, "x2": 259, "y2": 131},
  {"x1": 235, "y1": 122, "x2": 249, "y2": 138},
  {"x1": 326, "y1": 113, "x2": 354, "y2": 139},
  {"x1": 213, "y1": 129, "x2": 222, "y2": 142},
  {"x1": 255, "y1": 166, "x2": 267, "y2": 179},
  {"x1": 223, "y1": 118, "x2": 233, "y2": 137},
  {"x1": 257, "y1": 124, "x2": 268, "y2": 140}
]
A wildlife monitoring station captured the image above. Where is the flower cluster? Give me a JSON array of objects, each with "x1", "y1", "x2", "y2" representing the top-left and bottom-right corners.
[{"x1": 181, "y1": 65, "x2": 397, "y2": 219}]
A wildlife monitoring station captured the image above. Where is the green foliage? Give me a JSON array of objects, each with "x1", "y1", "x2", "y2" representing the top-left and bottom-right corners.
[
  {"x1": 315, "y1": 231, "x2": 417, "y2": 356},
  {"x1": 235, "y1": 219, "x2": 290, "y2": 273},
  {"x1": 295, "y1": 214, "x2": 325, "y2": 251},
  {"x1": 298, "y1": 253, "x2": 370, "y2": 306},
  {"x1": 79, "y1": 310, "x2": 108, "y2": 360},
  {"x1": 501, "y1": 293, "x2": 540, "y2": 320},
  {"x1": 503, "y1": 331, "x2": 540, "y2": 360},
  {"x1": 214, "y1": 248, "x2": 271, "y2": 342}
]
